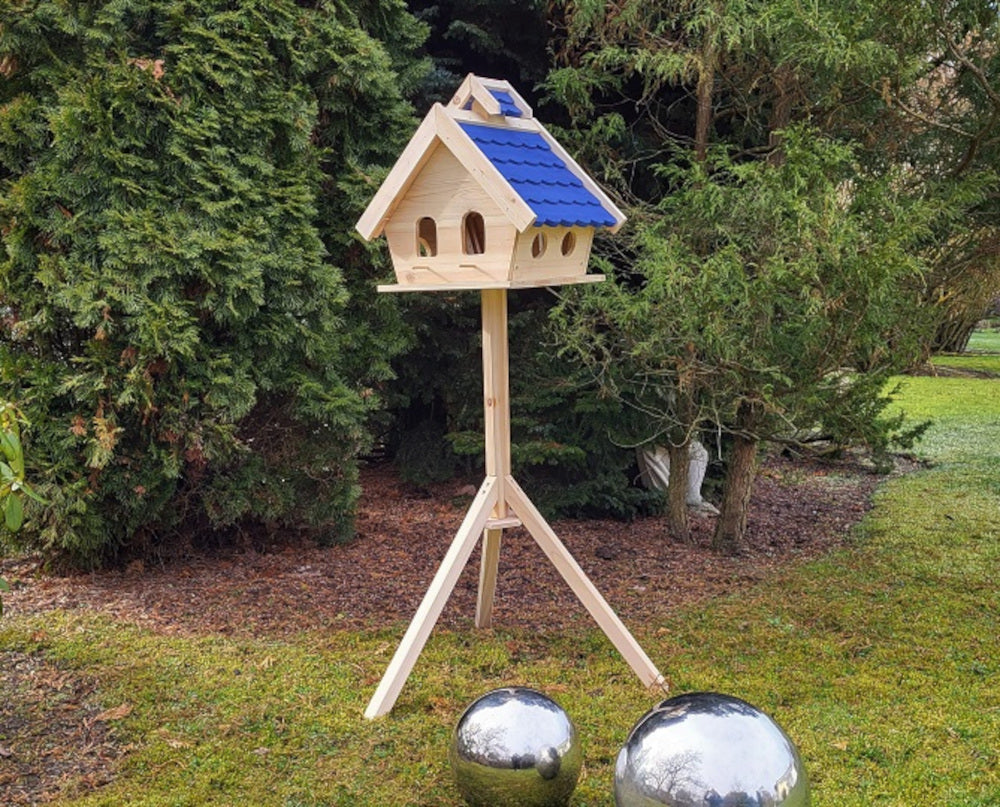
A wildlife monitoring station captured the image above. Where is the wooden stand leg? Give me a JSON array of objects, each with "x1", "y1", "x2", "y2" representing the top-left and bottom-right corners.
[
  {"x1": 364, "y1": 478, "x2": 500, "y2": 719},
  {"x1": 505, "y1": 475, "x2": 668, "y2": 693},
  {"x1": 475, "y1": 527, "x2": 502, "y2": 628}
]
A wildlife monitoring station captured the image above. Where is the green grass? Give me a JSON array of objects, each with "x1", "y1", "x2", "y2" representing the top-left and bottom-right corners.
[
  {"x1": 887, "y1": 375, "x2": 1000, "y2": 464},
  {"x1": 966, "y1": 326, "x2": 1000, "y2": 354},
  {"x1": 932, "y1": 352, "x2": 1000, "y2": 376},
  {"x1": 2, "y1": 354, "x2": 999, "y2": 805}
]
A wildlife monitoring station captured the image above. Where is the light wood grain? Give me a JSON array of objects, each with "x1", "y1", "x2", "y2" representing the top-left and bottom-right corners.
[{"x1": 364, "y1": 477, "x2": 499, "y2": 719}]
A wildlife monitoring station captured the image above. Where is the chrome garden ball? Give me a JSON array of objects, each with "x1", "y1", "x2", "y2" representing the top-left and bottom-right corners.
[
  {"x1": 614, "y1": 692, "x2": 810, "y2": 807},
  {"x1": 449, "y1": 687, "x2": 582, "y2": 807}
]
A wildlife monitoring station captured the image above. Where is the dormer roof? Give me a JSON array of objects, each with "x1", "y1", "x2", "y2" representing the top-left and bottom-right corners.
[{"x1": 356, "y1": 74, "x2": 626, "y2": 242}]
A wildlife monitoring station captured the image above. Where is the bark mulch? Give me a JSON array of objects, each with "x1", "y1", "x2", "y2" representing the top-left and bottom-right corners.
[{"x1": 0, "y1": 453, "x2": 890, "y2": 803}]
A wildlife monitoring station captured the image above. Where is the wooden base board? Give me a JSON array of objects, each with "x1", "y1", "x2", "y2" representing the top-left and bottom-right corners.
[{"x1": 377, "y1": 274, "x2": 604, "y2": 293}]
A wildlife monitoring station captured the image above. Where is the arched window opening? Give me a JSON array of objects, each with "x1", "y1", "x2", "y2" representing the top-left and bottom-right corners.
[
  {"x1": 561, "y1": 231, "x2": 577, "y2": 257},
  {"x1": 417, "y1": 217, "x2": 438, "y2": 257},
  {"x1": 463, "y1": 212, "x2": 485, "y2": 255},
  {"x1": 531, "y1": 232, "x2": 547, "y2": 259}
]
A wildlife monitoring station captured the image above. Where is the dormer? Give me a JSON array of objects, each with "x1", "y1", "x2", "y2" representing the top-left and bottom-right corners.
[{"x1": 452, "y1": 74, "x2": 533, "y2": 120}]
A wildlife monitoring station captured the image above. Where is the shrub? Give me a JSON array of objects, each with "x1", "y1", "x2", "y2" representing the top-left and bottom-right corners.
[{"x1": 0, "y1": 0, "x2": 426, "y2": 566}]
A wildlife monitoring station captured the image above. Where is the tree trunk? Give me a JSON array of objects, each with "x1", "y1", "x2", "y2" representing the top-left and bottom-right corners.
[
  {"x1": 767, "y1": 64, "x2": 795, "y2": 166},
  {"x1": 666, "y1": 441, "x2": 691, "y2": 543},
  {"x1": 694, "y1": 38, "x2": 716, "y2": 163},
  {"x1": 933, "y1": 313, "x2": 979, "y2": 353},
  {"x1": 712, "y1": 433, "x2": 759, "y2": 555}
]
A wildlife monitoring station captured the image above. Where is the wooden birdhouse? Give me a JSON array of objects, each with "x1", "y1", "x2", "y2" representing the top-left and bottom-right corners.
[
  {"x1": 355, "y1": 76, "x2": 661, "y2": 721},
  {"x1": 356, "y1": 74, "x2": 626, "y2": 291}
]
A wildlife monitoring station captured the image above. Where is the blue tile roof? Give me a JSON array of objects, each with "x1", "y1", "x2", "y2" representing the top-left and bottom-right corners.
[
  {"x1": 488, "y1": 90, "x2": 522, "y2": 118},
  {"x1": 462, "y1": 90, "x2": 524, "y2": 118},
  {"x1": 457, "y1": 121, "x2": 618, "y2": 229}
]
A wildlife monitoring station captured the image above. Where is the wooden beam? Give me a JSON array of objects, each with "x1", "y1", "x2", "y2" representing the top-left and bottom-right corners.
[
  {"x1": 505, "y1": 475, "x2": 668, "y2": 693},
  {"x1": 377, "y1": 274, "x2": 605, "y2": 293},
  {"x1": 364, "y1": 477, "x2": 500, "y2": 719},
  {"x1": 481, "y1": 290, "x2": 511, "y2": 483},
  {"x1": 475, "y1": 289, "x2": 511, "y2": 627},
  {"x1": 476, "y1": 528, "x2": 503, "y2": 628},
  {"x1": 450, "y1": 73, "x2": 502, "y2": 116}
]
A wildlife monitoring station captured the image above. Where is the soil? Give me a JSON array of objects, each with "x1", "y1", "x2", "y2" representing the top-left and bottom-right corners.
[{"x1": 0, "y1": 453, "x2": 890, "y2": 804}]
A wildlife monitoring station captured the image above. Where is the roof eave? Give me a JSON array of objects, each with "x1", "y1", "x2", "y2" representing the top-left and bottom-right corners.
[
  {"x1": 355, "y1": 106, "x2": 444, "y2": 241},
  {"x1": 356, "y1": 102, "x2": 538, "y2": 240}
]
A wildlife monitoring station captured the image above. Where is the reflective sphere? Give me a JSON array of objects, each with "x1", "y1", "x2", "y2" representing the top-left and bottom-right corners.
[
  {"x1": 615, "y1": 692, "x2": 810, "y2": 807},
  {"x1": 450, "y1": 687, "x2": 582, "y2": 807}
]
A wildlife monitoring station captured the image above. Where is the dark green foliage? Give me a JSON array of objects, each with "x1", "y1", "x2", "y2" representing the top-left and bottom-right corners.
[
  {"x1": 505, "y1": 302, "x2": 660, "y2": 519},
  {"x1": 407, "y1": 0, "x2": 550, "y2": 107},
  {"x1": 395, "y1": 419, "x2": 457, "y2": 486},
  {"x1": 390, "y1": 292, "x2": 659, "y2": 518},
  {"x1": 0, "y1": 0, "x2": 427, "y2": 565},
  {"x1": 541, "y1": 0, "x2": 1000, "y2": 546},
  {"x1": 553, "y1": 129, "x2": 933, "y2": 546}
]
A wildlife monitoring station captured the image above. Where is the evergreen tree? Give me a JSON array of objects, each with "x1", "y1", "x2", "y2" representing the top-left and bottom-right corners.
[
  {"x1": 0, "y1": 0, "x2": 427, "y2": 565},
  {"x1": 407, "y1": 0, "x2": 550, "y2": 106},
  {"x1": 546, "y1": 0, "x2": 952, "y2": 551},
  {"x1": 875, "y1": 3, "x2": 1000, "y2": 354}
]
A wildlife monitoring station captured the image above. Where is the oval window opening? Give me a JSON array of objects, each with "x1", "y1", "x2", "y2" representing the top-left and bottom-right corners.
[
  {"x1": 463, "y1": 212, "x2": 486, "y2": 255},
  {"x1": 531, "y1": 232, "x2": 547, "y2": 258},
  {"x1": 417, "y1": 217, "x2": 437, "y2": 257},
  {"x1": 561, "y1": 231, "x2": 577, "y2": 257}
]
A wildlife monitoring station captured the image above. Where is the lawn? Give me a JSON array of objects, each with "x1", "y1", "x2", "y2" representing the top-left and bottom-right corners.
[
  {"x1": 1, "y1": 344, "x2": 998, "y2": 805},
  {"x1": 966, "y1": 323, "x2": 1000, "y2": 355}
]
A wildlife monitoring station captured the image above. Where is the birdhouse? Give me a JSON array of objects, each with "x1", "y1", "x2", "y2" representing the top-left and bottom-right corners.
[
  {"x1": 356, "y1": 74, "x2": 626, "y2": 291},
  {"x1": 354, "y1": 79, "x2": 661, "y2": 722}
]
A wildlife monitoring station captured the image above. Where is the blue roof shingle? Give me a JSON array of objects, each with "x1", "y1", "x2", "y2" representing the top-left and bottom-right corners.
[
  {"x1": 458, "y1": 121, "x2": 618, "y2": 229},
  {"x1": 489, "y1": 90, "x2": 523, "y2": 118}
]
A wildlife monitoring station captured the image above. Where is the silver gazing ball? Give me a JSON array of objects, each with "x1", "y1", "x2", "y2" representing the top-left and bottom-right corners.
[
  {"x1": 450, "y1": 687, "x2": 582, "y2": 807},
  {"x1": 614, "y1": 692, "x2": 810, "y2": 807}
]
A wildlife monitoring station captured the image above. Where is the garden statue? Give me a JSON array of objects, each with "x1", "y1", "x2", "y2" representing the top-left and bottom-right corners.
[{"x1": 637, "y1": 441, "x2": 720, "y2": 515}]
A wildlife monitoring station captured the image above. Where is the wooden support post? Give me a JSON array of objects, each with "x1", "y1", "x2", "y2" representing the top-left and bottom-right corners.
[
  {"x1": 364, "y1": 290, "x2": 665, "y2": 719},
  {"x1": 476, "y1": 527, "x2": 503, "y2": 628},
  {"x1": 364, "y1": 478, "x2": 499, "y2": 719},
  {"x1": 475, "y1": 289, "x2": 511, "y2": 628}
]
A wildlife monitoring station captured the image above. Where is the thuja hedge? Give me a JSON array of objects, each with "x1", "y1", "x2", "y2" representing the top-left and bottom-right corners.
[{"x1": 0, "y1": 0, "x2": 426, "y2": 565}]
